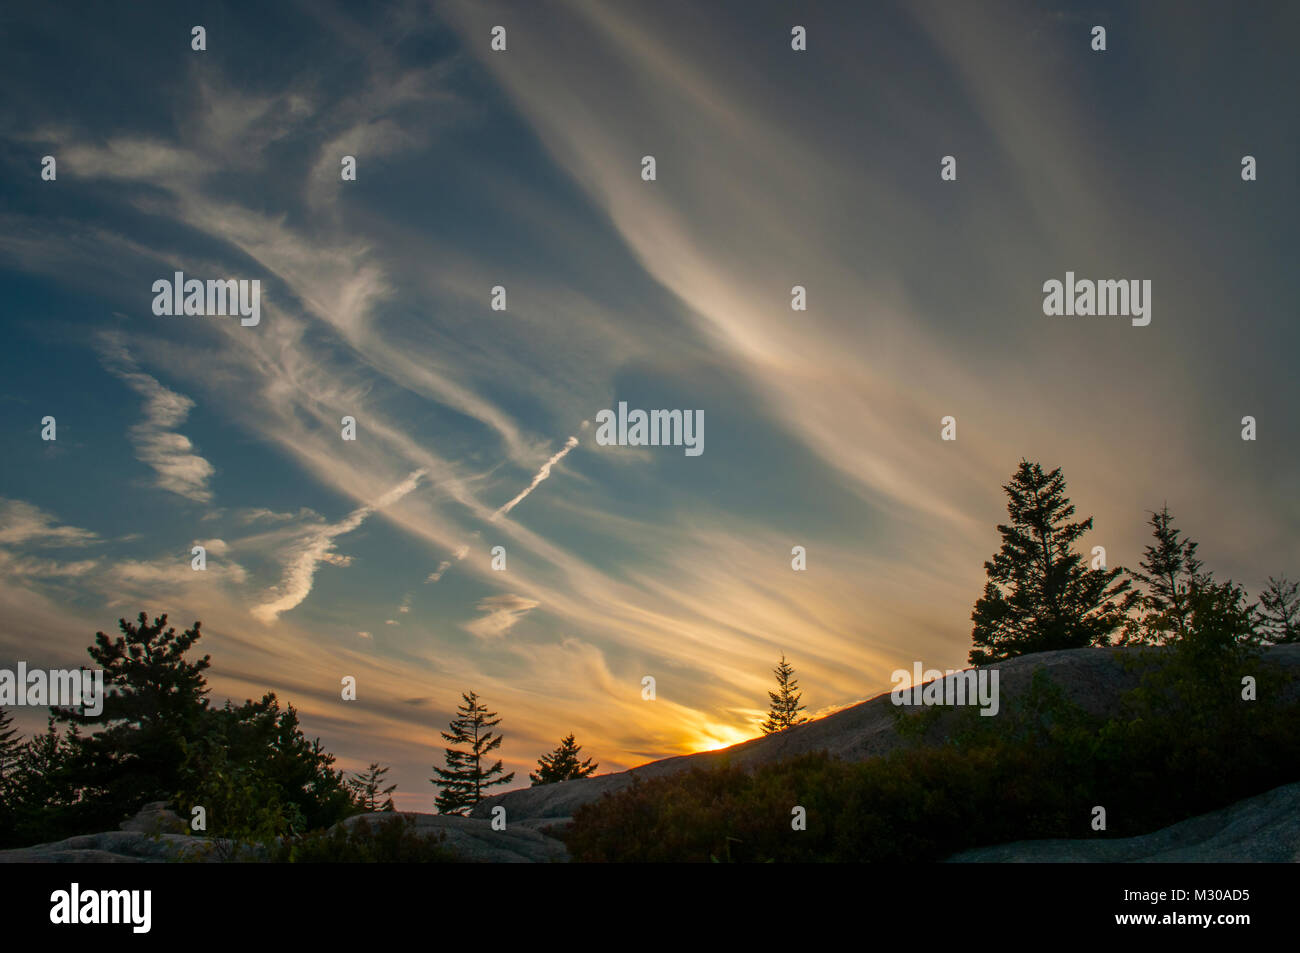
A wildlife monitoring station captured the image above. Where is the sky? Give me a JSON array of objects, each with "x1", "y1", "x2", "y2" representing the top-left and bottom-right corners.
[{"x1": 0, "y1": 0, "x2": 1296, "y2": 810}]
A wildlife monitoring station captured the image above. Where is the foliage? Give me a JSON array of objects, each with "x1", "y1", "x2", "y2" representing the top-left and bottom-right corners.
[
  {"x1": 1255, "y1": 576, "x2": 1300, "y2": 644},
  {"x1": 173, "y1": 692, "x2": 356, "y2": 837},
  {"x1": 969, "y1": 461, "x2": 1131, "y2": 664},
  {"x1": 0, "y1": 707, "x2": 21, "y2": 780},
  {"x1": 431, "y1": 691, "x2": 515, "y2": 815},
  {"x1": 348, "y1": 762, "x2": 397, "y2": 811},
  {"x1": 530, "y1": 734, "x2": 598, "y2": 786},
  {"x1": 2, "y1": 611, "x2": 358, "y2": 849},
  {"x1": 50, "y1": 613, "x2": 211, "y2": 831},
  {"x1": 0, "y1": 707, "x2": 21, "y2": 827},
  {"x1": 271, "y1": 814, "x2": 460, "y2": 863},
  {"x1": 1119, "y1": 506, "x2": 1207, "y2": 645},
  {"x1": 566, "y1": 636, "x2": 1299, "y2": 862},
  {"x1": 0, "y1": 717, "x2": 90, "y2": 848},
  {"x1": 760, "y1": 655, "x2": 808, "y2": 734}
]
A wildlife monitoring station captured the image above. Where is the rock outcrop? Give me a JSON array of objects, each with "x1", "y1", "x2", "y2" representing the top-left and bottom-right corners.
[
  {"x1": 0, "y1": 803, "x2": 563, "y2": 863},
  {"x1": 946, "y1": 782, "x2": 1300, "y2": 862},
  {"x1": 0, "y1": 801, "x2": 216, "y2": 863},
  {"x1": 337, "y1": 812, "x2": 566, "y2": 863}
]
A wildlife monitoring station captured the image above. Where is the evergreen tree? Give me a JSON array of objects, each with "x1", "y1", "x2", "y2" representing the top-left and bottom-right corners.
[
  {"x1": 0, "y1": 611, "x2": 361, "y2": 846},
  {"x1": 348, "y1": 762, "x2": 397, "y2": 811},
  {"x1": 0, "y1": 707, "x2": 21, "y2": 827},
  {"x1": 529, "y1": 734, "x2": 598, "y2": 785},
  {"x1": 175, "y1": 691, "x2": 357, "y2": 836},
  {"x1": 1180, "y1": 578, "x2": 1256, "y2": 667},
  {"x1": 54, "y1": 612, "x2": 212, "y2": 829},
  {"x1": 1122, "y1": 505, "x2": 1208, "y2": 644},
  {"x1": 761, "y1": 654, "x2": 808, "y2": 734},
  {"x1": 431, "y1": 692, "x2": 514, "y2": 815},
  {"x1": 0, "y1": 707, "x2": 21, "y2": 783},
  {"x1": 969, "y1": 461, "x2": 1131, "y2": 665},
  {"x1": 3, "y1": 717, "x2": 85, "y2": 847},
  {"x1": 1255, "y1": 575, "x2": 1299, "y2": 644}
]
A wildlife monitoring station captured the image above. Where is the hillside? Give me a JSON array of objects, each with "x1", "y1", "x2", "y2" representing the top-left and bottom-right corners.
[{"x1": 473, "y1": 643, "x2": 1300, "y2": 834}]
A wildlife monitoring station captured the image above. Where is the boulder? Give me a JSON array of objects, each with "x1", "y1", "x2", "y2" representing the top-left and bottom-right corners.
[
  {"x1": 118, "y1": 801, "x2": 188, "y2": 835},
  {"x1": 0, "y1": 830, "x2": 218, "y2": 863}
]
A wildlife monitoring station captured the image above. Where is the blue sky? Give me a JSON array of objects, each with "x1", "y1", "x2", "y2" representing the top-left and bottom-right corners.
[{"x1": 0, "y1": 0, "x2": 1296, "y2": 808}]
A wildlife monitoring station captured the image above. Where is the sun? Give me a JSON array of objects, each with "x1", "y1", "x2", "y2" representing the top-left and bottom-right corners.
[{"x1": 690, "y1": 723, "x2": 754, "y2": 753}]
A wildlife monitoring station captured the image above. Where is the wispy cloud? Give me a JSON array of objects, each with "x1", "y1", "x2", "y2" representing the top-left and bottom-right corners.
[
  {"x1": 492, "y1": 436, "x2": 579, "y2": 520},
  {"x1": 98, "y1": 334, "x2": 215, "y2": 504},
  {"x1": 464, "y1": 593, "x2": 541, "y2": 639},
  {"x1": 251, "y1": 469, "x2": 427, "y2": 623},
  {"x1": 0, "y1": 498, "x2": 99, "y2": 547},
  {"x1": 426, "y1": 544, "x2": 469, "y2": 583}
]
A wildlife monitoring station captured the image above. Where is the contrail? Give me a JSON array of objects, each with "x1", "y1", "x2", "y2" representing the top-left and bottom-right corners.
[{"x1": 493, "y1": 436, "x2": 578, "y2": 519}]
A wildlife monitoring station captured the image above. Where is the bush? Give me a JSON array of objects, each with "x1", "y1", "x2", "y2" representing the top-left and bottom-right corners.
[{"x1": 270, "y1": 814, "x2": 462, "y2": 863}]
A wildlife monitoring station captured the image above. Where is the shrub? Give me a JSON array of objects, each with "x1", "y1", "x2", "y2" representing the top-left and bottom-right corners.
[{"x1": 270, "y1": 814, "x2": 462, "y2": 863}]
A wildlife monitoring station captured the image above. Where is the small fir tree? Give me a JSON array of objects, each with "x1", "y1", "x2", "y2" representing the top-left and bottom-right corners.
[
  {"x1": 431, "y1": 692, "x2": 515, "y2": 815},
  {"x1": 1123, "y1": 505, "x2": 1208, "y2": 644},
  {"x1": 529, "y1": 734, "x2": 598, "y2": 786},
  {"x1": 761, "y1": 654, "x2": 808, "y2": 734},
  {"x1": 1255, "y1": 575, "x2": 1299, "y2": 644},
  {"x1": 348, "y1": 762, "x2": 397, "y2": 811}
]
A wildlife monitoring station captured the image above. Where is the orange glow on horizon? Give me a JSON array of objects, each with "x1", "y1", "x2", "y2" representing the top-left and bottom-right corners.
[{"x1": 688, "y1": 723, "x2": 756, "y2": 753}]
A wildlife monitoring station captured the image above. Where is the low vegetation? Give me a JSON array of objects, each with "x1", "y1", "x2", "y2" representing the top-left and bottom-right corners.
[{"x1": 565, "y1": 640, "x2": 1299, "y2": 862}]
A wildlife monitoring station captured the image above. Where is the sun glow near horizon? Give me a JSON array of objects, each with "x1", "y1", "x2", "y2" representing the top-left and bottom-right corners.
[{"x1": 688, "y1": 723, "x2": 759, "y2": 753}]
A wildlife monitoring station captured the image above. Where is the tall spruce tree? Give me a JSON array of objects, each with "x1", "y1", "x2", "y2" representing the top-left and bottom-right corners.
[
  {"x1": 529, "y1": 734, "x2": 598, "y2": 786},
  {"x1": 431, "y1": 692, "x2": 514, "y2": 815},
  {"x1": 1123, "y1": 505, "x2": 1208, "y2": 644},
  {"x1": 1255, "y1": 576, "x2": 1300, "y2": 644},
  {"x1": 348, "y1": 762, "x2": 397, "y2": 811},
  {"x1": 761, "y1": 654, "x2": 808, "y2": 734},
  {"x1": 969, "y1": 461, "x2": 1131, "y2": 665}
]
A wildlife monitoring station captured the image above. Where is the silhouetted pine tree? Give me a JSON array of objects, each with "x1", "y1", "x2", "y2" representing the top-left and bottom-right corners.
[
  {"x1": 1255, "y1": 576, "x2": 1299, "y2": 644},
  {"x1": 175, "y1": 691, "x2": 356, "y2": 834},
  {"x1": 529, "y1": 734, "x2": 597, "y2": 785},
  {"x1": 0, "y1": 707, "x2": 20, "y2": 825},
  {"x1": 0, "y1": 707, "x2": 20, "y2": 781},
  {"x1": 349, "y1": 762, "x2": 397, "y2": 811},
  {"x1": 431, "y1": 692, "x2": 514, "y2": 815},
  {"x1": 761, "y1": 654, "x2": 808, "y2": 734},
  {"x1": 3, "y1": 717, "x2": 84, "y2": 847},
  {"x1": 54, "y1": 612, "x2": 212, "y2": 828},
  {"x1": 969, "y1": 461, "x2": 1131, "y2": 665},
  {"x1": 1122, "y1": 505, "x2": 1209, "y2": 644}
]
